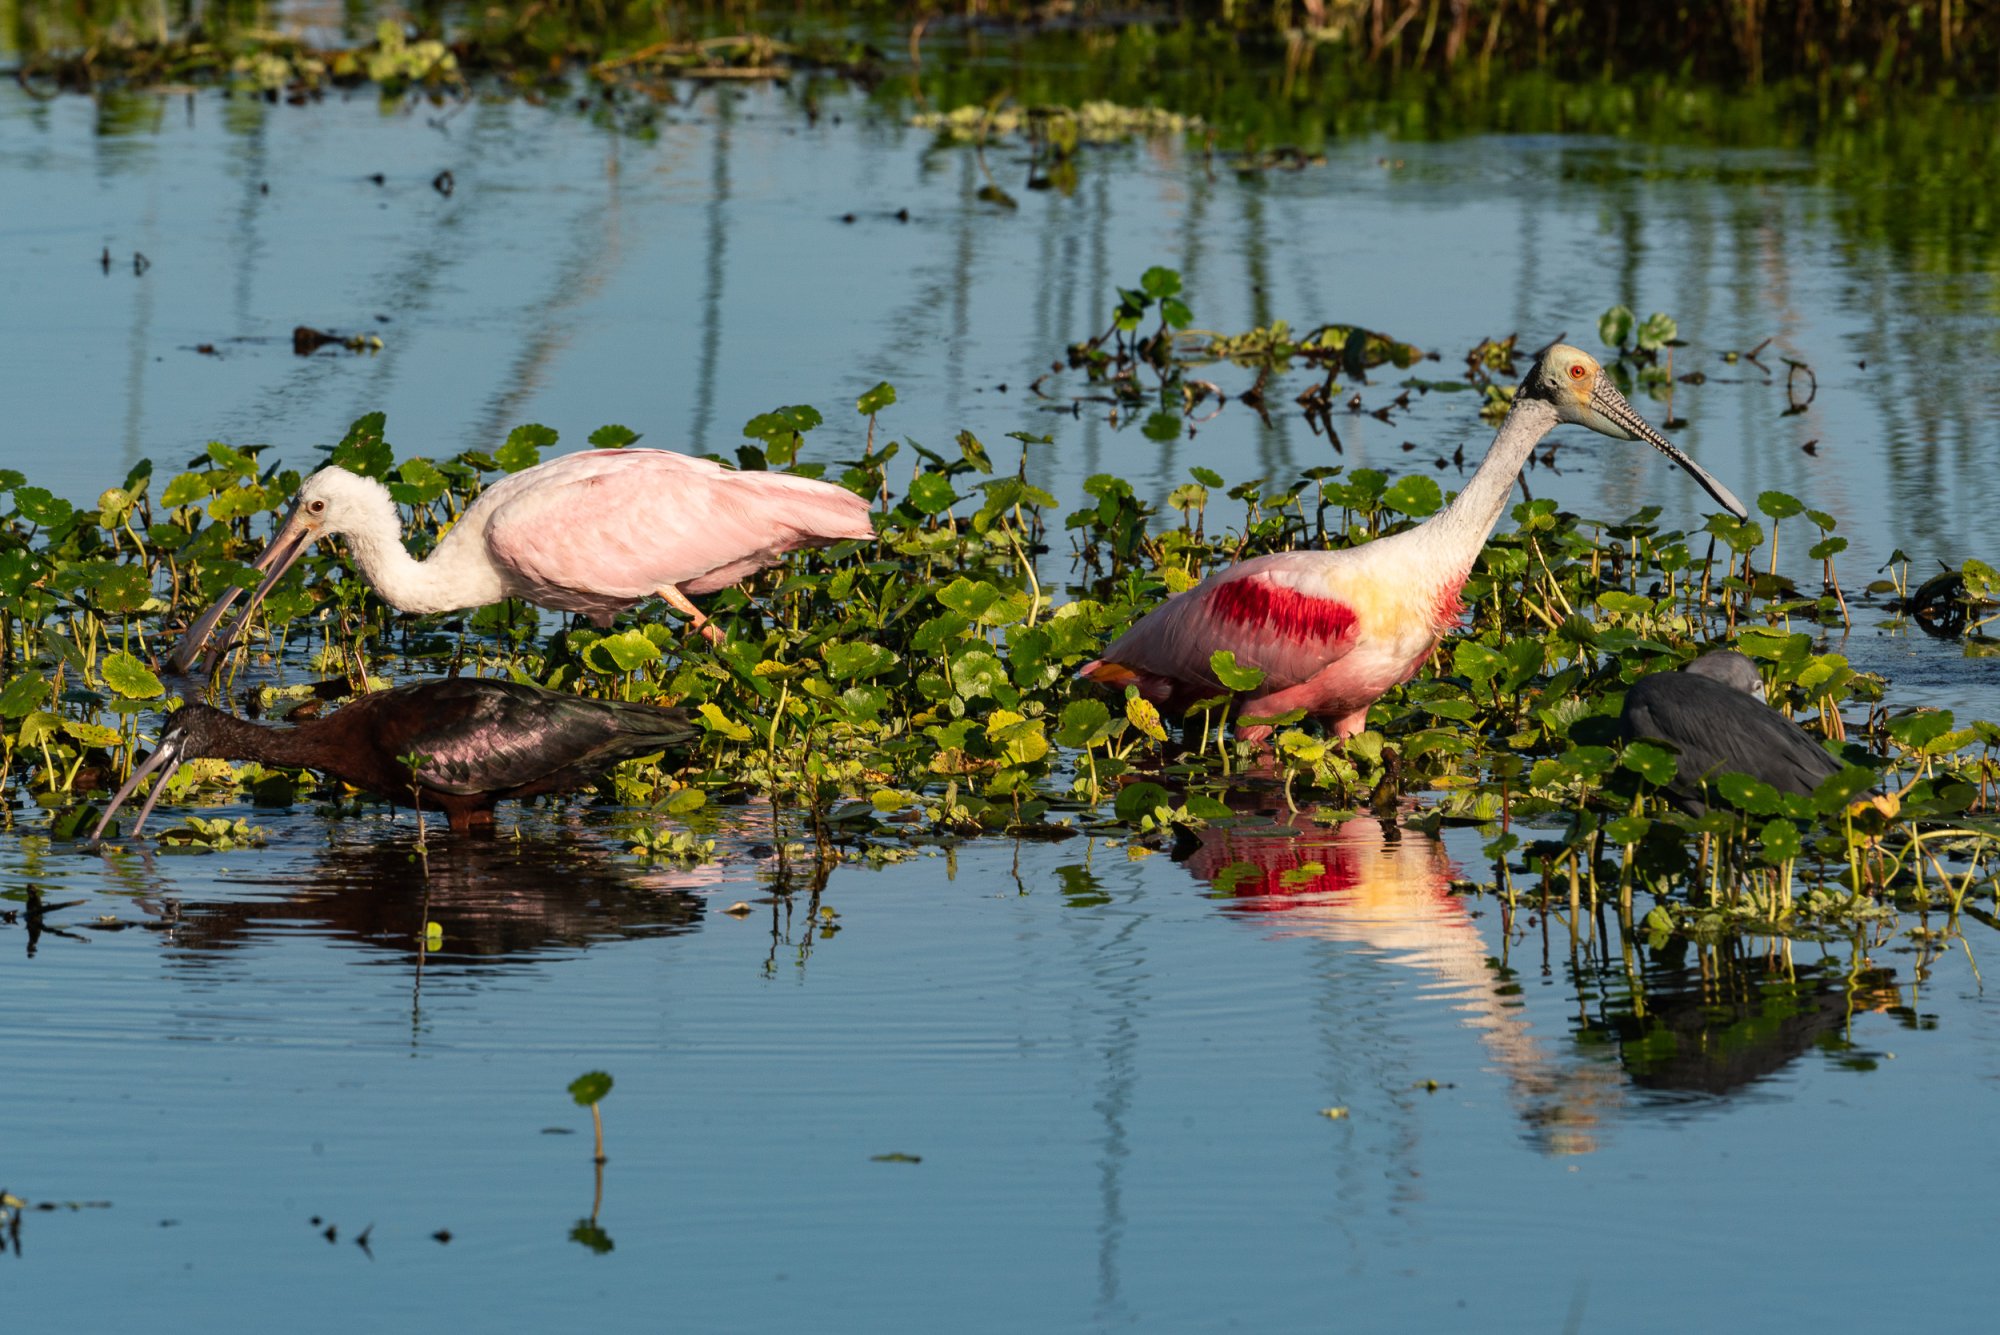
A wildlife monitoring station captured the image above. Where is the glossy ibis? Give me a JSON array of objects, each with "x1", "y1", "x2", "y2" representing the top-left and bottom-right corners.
[{"x1": 92, "y1": 677, "x2": 698, "y2": 838}]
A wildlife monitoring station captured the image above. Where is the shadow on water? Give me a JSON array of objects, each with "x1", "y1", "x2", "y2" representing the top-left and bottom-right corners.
[
  {"x1": 115, "y1": 832, "x2": 718, "y2": 969},
  {"x1": 1177, "y1": 808, "x2": 1918, "y2": 1152}
]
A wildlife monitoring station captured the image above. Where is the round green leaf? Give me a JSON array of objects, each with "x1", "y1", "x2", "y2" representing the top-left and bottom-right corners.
[
  {"x1": 856, "y1": 382, "x2": 897, "y2": 416},
  {"x1": 1380, "y1": 475, "x2": 1442, "y2": 518},
  {"x1": 1209, "y1": 650, "x2": 1266, "y2": 692},
  {"x1": 101, "y1": 651, "x2": 164, "y2": 700},
  {"x1": 1621, "y1": 741, "x2": 1679, "y2": 787},
  {"x1": 568, "y1": 1071, "x2": 613, "y2": 1106},
  {"x1": 907, "y1": 473, "x2": 959, "y2": 515}
]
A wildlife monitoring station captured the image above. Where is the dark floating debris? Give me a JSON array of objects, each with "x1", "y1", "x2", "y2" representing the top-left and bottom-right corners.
[
  {"x1": 432, "y1": 169, "x2": 455, "y2": 196},
  {"x1": 292, "y1": 325, "x2": 383, "y2": 356},
  {"x1": 1892, "y1": 564, "x2": 1998, "y2": 639}
]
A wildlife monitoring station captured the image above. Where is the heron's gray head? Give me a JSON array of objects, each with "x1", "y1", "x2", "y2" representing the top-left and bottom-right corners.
[
  {"x1": 1519, "y1": 344, "x2": 1748, "y2": 519},
  {"x1": 1683, "y1": 650, "x2": 1766, "y2": 702}
]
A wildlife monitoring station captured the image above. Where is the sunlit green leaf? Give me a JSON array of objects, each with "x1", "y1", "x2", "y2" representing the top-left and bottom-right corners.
[
  {"x1": 589, "y1": 424, "x2": 640, "y2": 449},
  {"x1": 1056, "y1": 698, "x2": 1114, "y2": 749},
  {"x1": 1380, "y1": 475, "x2": 1442, "y2": 517},
  {"x1": 856, "y1": 382, "x2": 897, "y2": 416},
  {"x1": 497, "y1": 423, "x2": 558, "y2": 473},
  {"x1": 1209, "y1": 650, "x2": 1265, "y2": 692},
  {"x1": 907, "y1": 473, "x2": 959, "y2": 515},
  {"x1": 101, "y1": 651, "x2": 164, "y2": 700}
]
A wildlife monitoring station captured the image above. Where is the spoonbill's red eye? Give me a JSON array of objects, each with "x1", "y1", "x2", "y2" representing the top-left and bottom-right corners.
[{"x1": 1568, "y1": 364, "x2": 1587, "y2": 380}]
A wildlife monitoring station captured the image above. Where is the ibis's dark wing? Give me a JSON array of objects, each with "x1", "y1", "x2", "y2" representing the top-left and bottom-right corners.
[
  {"x1": 1620, "y1": 673, "x2": 1843, "y2": 809},
  {"x1": 355, "y1": 679, "x2": 695, "y2": 797}
]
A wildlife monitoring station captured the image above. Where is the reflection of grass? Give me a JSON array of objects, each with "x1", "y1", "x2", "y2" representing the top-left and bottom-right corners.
[
  {"x1": 11, "y1": 1, "x2": 2000, "y2": 101},
  {"x1": 12, "y1": 0, "x2": 2000, "y2": 90}
]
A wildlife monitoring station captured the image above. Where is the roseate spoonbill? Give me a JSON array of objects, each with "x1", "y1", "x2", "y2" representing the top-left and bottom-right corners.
[
  {"x1": 91, "y1": 677, "x2": 698, "y2": 838},
  {"x1": 1079, "y1": 345, "x2": 1746, "y2": 741},
  {"x1": 1618, "y1": 650, "x2": 1844, "y2": 814},
  {"x1": 169, "y1": 448, "x2": 876, "y2": 674}
]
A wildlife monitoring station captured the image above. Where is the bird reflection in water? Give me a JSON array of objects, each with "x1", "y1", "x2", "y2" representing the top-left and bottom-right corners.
[
  {"x1": 1573, "y1": 935, "x2": 1911, "y2": 1098},
  {"x1": 129, "y1": 832, "x2": 718, "y2": 968},
  {"x1": 1180, "y1": 809, "x2": 1623, "y2": 1154},
  {"x1": 1177, "y1": 809, "x2": 1918, "y2": 1150}
]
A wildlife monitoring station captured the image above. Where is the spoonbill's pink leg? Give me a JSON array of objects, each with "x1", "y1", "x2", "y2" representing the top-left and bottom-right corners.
[{"x1": 658, "y1": 585, "x2": 726, "y2": 645}]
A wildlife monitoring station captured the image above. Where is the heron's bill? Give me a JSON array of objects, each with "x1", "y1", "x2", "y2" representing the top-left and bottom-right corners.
[{"x1": 167, "y1": 504, "x2": 318, "y2": 676}]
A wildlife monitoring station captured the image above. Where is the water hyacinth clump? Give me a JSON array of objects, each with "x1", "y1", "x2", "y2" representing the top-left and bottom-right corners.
[{"x1": 5, "y1": 291, "x2": 1999, "y2": 940}]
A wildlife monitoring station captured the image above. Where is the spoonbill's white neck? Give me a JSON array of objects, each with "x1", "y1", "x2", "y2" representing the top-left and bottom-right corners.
[
  {"x1": 1423, "y1": 395, "x2": 1561, "y2": 563},
  {"x1": 336, "y1": 510, "x2": 508, "y2": 615}
]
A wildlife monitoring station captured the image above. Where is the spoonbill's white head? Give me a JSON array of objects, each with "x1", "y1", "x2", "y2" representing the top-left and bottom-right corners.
[
  {"x1": 1519, "y1": 343, "x2": 1747, "y2": 519},
  {"x1": 167, "y1": 466, "x2": 399, "y2": 675},
  {"x1": 288, "y1": 466, "x2": 400, "y2": 543}
]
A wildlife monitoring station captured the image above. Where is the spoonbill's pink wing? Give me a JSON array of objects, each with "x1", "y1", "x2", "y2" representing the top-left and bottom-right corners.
[
  {"x1": 1081, "y1": 553, "x2": 1362, "y2": 709},
  {"x1": 477, "y1": 450, "x2": 873, "y2": 617}
]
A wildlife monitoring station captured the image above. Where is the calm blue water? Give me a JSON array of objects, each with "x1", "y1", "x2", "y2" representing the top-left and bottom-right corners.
[
  {"x1": 9, "y1": 804, "x2": 1997, "y2": 1330},
  {"x1": 7, "y1": 60, "x2": 2000, "y2": 1333}
]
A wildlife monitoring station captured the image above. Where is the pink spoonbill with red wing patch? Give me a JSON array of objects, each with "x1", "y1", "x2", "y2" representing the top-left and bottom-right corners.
[
  {"x1": 1079, "y1": 344, "x2": 1747, "y2": 741},
  {"x1": 169, "y1": 447, "x2": 876, "y2": 674}
]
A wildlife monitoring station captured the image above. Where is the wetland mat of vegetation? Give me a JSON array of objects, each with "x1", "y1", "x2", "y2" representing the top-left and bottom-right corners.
[{"x1": 7, "y1": 5, "x2": 2000, "y2": 1330}]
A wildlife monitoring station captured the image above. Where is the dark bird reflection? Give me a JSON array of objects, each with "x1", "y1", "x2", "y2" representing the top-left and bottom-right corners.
[
  {"x1": 147, "y1": 833, "x2": 715, "y2": 969},
  {"x1": 1573, "y1": 935, "x2": 1911, "y2": 1098},
  {"x1": 1176, "y1": 808, "x2": 1916, "y2": 1150}
]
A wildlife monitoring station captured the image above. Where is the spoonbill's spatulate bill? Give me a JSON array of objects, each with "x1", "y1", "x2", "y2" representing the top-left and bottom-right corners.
[
  {"x1": 171, "y1": 447, "x2": 876, "y2": 673},
  {"x1": 1080, "y1": 344, "x2": 1747, "y2": 740},
  {"x1": 1619, "y1": 650, "x2": 1845, "y2": 814},
  {"x1": 91, "y1": 677, "x2": 699, "y2": 837}
]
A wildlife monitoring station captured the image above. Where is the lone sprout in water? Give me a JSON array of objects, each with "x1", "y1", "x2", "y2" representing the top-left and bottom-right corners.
[{"x1": 569, "y1": 1071, "x2": 613, "y2": 1164}]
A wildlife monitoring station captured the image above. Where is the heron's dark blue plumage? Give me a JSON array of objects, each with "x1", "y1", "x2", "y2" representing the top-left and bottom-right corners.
[{"x1": 1620, "y1": 651, "x2": 1843, "y2": 814}]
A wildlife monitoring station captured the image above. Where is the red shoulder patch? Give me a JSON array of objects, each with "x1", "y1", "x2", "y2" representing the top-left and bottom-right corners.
[
  {"x1": 1431, "y1": 574, "x2": 1468, "y2": 631},
  {"x1": 1209, "y1": 577, "x2": 1357, "y2": 644}
]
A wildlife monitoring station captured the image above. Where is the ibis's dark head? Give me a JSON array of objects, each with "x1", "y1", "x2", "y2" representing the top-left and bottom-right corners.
[
  {"x1": 89, "y1": 703, "x2": 233, "y2": 842},
  {"x1": 1518, "y1": 343, "x2": 1747, "y2": 519}
]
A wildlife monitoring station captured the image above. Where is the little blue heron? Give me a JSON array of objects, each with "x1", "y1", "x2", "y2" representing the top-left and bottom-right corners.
[{"x1": 1619, "y1": 651, "x2": 1844, "y2": 813}]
